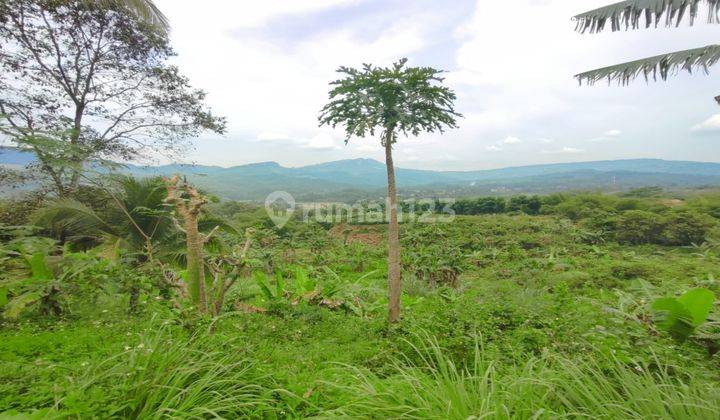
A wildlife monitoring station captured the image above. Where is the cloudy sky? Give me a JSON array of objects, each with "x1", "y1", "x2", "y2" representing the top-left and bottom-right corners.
[{"x1": 154, "y1": 0, "x2": 720, "y2": 170}]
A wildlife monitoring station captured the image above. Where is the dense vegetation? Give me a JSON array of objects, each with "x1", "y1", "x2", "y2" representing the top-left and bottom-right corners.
[
  {"x1": 1, "y1": 185, "x2": 720, "y2": 418},
  {"x1": 2, "y1": 1, "x2": 720, "y2": 418}
]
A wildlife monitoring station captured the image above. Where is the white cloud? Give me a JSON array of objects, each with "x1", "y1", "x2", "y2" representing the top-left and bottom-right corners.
[
  {"x1": 502, "y1": 136, "x2": 522, "y2": 144},
  {"x1": 356, "y1": 143, "x2": 382, "y2": 152},
  {"x1": 589, "y1": 129, "x2": 623, "y2": 142},
  {"x1": 542, "y1": 147, "x2": 584, "y2": 154},
  {"x1": 481, "y1": 135, "x2": 522, "y2": 153},
  {"x1": 159, "y1": 0, "x2": 359, "y2": 29},
  {"x1": 256, "y1": 132, "x2": 290, "y2": 141},
  {"x1": 691, "y1": 114, "x2": 720, "y2": 132},
  {"x1": 302, "y1": 132, "x2": 341, "y2": 150},
  {"x1": 538, "y1": 138, "x2": 555, "y2": 144}
]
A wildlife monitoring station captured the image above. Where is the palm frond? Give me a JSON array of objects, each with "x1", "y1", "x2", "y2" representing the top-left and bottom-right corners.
[
  {"x1": 99, "y1": 0, "x2": 170, "y2": 33},
  {"x1": 33, "y1": 199, "x2": 120, "y2": 238},
  {"x1": 574, "y1": 0, "x2": 720, "y2": 33},
  {"x1": 576, "y1": 44, "x2": 720, "y2": 85}
]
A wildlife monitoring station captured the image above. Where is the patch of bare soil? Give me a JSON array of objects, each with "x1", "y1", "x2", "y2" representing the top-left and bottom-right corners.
[
  {"x1": 661, "y1": 199, "x2": 685, "y2": 207},
  {"x1": 329, "y1": 223, "x2": 384, "y2": 246}
]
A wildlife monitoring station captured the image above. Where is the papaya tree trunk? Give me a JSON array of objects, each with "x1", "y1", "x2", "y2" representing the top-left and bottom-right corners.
[
  {"x1": 184, "y1": 212, "x2": 207, "y2": 311},
  {"x1": 165, "y1": 176, "x2": 208, "y2": 312},
  {"x1": 384, "y1": 130, "x2": 401, "y2": 324}
]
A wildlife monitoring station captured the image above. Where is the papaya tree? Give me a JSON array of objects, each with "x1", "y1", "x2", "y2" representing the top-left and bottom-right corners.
[
  {"x1": 574, "y1": 0, "x2": 720, "y2": 104},
  {"x1": 319, "y1": 58, "x2": 460, "y2": 324}
]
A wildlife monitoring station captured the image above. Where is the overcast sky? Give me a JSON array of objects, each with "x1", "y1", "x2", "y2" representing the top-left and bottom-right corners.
[{"x1": 154, "y1": 0, "x2": 720, "y2": 170}]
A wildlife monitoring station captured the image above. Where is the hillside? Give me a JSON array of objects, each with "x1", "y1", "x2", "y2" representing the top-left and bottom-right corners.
[{"x1": 4, "y1": 147, "x2": 720, "y2": 200}]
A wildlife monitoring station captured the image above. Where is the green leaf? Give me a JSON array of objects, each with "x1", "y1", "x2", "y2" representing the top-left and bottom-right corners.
[
  {"x1": 274, "y1": 272, "x2": 285, "y2": 297},
  {"x1": 4, "y1": 292, "x2": 41, "y2": 319},
  {"x1": 0, "y1": 288, "x2": 7, "y2": 307},
  {"x1": 253, "y1": 272, "x2": 275, "y2": 301},
  {"x1": 678, "y1": 288, "x2": 715, "y2": 327},
  {"x1": 651, "y1": 297, "x2": 695, "y2": 341},
  {"x1": 26, "y1": 253, "x2": 53, "y2": 280}
]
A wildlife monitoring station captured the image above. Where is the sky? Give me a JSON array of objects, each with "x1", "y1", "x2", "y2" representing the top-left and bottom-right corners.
[{"x1": 154, "y1": 0, "x2": 720, "y2": 171}]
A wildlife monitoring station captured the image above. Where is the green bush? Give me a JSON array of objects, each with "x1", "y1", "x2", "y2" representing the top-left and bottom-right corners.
[
  {"x1": 614, "y1": 210, "x2": 664, "y2": 245},
  {"x1": 661, "y1": 211, "x2": 712, "y2": 246}
]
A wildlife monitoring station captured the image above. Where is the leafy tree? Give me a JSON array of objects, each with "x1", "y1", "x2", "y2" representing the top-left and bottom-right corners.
[
  {"x1": 0, "y1": 0, "x2": 225, "y2": 196},
  {"x1": 319, "y1": 58, "x2": 460, "y2": 323},
  {"x1": 574, "y1": 1, "x2": 720, "y2": 104}
]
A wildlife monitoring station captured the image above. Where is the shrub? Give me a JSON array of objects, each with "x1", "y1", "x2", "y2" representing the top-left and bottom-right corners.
[
  {"x1": 661, "y1": 211, "x2": 713, "y2": 246},
  {"x1": 0, "y1": 193, "x2": 45, "y2": 226},
  {"x1": 508, "y1": 195, "x2": 542, "y2": 215},
  {"x1": 547, "y1": 194, "x2": 616, "y2": 221},
  {"x1": 614, "y1": 210, "x2": 664, "y2": 245},
  {"x1": 610, "y1": 262, "x2": 655, "y2": 280}
]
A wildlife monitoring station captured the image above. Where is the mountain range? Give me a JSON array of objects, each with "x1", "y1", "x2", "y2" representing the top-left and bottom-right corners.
[{"x1": 3, "y1": 146, "x2": 720, "y2": 201}]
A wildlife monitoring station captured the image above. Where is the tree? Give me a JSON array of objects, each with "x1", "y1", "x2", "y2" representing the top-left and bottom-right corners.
[
  {"x1": 319, "y1": 58, "x2": 460, "y2": 324},
  {"x1": 574, "y1": 0, "x2": 720, "y2": 103},
  {"x1": 33, "y1": 175, "x2": 174, "y2": 311},
  {"x1": 0, "y1": 0, "x2": 225, "y2": 196},
  {"x1": 33, "y1": 175, "x2": 173, "y2": 260}
]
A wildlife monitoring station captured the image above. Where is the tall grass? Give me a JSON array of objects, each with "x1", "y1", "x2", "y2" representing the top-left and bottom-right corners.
[
  {"x1": 323, "y1": 332, "x2": 720, "y2": 419},
  {"x1": 69, "y1": 326, "x2": 273, "y2": 418}
]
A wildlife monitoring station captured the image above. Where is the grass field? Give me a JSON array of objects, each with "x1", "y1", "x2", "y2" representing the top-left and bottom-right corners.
[{"x1": 2, "y1": 210, "x2": 719, "y2": 418}]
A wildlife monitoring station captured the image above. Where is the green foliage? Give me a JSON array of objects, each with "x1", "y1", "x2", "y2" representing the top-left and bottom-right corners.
[
  {"x1": 33, "y1": 176, "x2": 174, "y2": 257},
  {"x1": 614, "y1": 210, "x2": 664, "y2": 245},
  {"x1": 2, "y1": 192, "x2": 720, "y2": 417},
  {"x1": 662, "y1": 210, "x2": 713, "y2": 246},
  {"x1": 327, "y1": 333, "x2": 720, "y2": 419},
  {"x1": 0, "y1": 0, "x2": 224, "y2": 195},
  {"x1": 0, "y1": 248, "x2": 96, "y2": 319},
  {"x1": 652, "y1": 288, "x2": 716, "y2": 341},
  {"x1": 319, "y1": 58, "x2": 461, "y2": 141},
  {"x1": 402, "y1": 224, "x2": 467, "y2": 287},
  {"x1": 0, "y1": 192, "x2": 46, "y2": 227},
  {"x1": 452, "y1": 196, "x2": 507, "y2": 215}
]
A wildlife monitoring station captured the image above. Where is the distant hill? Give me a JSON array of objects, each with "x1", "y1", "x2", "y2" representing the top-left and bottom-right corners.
[{"x1": 4, "y1": 146, "x2": 720, "y2": 201}]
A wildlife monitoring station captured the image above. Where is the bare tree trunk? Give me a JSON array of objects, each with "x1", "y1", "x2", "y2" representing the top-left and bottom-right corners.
[
  {"x1": 185, "y1": 215, "x2": 207, "y2": 311},
  {"x1": 384, "y1": 130, "x2": 401, "y2": 324},
  {"x1": 165, "y1": 176, "x2": 208, "y2": 312}
]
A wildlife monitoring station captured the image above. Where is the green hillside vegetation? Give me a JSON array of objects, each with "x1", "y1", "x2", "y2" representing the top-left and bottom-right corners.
[
  {"x1": 3, "y1": 0, "x2": 720, "y2": 418},
  {"x1": 2, "y1": 186, "x2": 720, "y2": 418}
]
